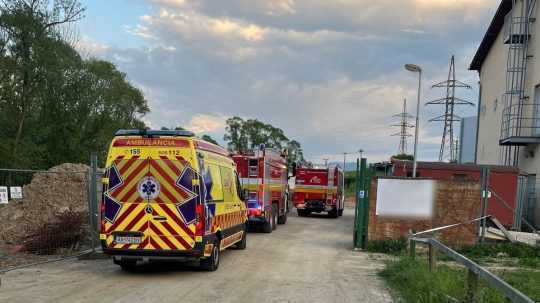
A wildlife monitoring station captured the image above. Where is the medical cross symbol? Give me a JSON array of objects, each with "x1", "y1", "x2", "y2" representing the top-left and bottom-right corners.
[
  {"x1": 142, "y1": 181, "x2": 156, "y2": 196},
  {"x1": 138, "y1": 176, "x2": 160, "y2": 200}
]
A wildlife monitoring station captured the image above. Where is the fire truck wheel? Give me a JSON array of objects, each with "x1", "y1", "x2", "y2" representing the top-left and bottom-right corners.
[
  {"x1": 235, "y1": 224, "x2": 247, "y2": 250},
  {"x1": 262, "y1": 206, "x2": 275, "y2": 233},
  {"x1": 277, "y1": 211, "x2": 287, "y2": 225},
  {"x1": 328, "y1": 208, "x2": 338, "y2": 218},
  {"x1": 272, "y1": 204, "x2": 278, "y2": 230},
  {"x1": 200, "y1": 240, "x2": 220, "y2": 271}
]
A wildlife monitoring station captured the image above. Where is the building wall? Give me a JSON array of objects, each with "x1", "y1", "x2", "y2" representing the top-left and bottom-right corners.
[
  {"x1": 476, "y1": 0, "x2": 540, "y2": 227},
  {"x1": 392, "y1": 161, "x2": 519, "y2": 227},
  {"x1": 476, "y1": 19, "x2": 508, "y2": 165},
  {"x1": 368, "y1": 178, "x2": 481, "y2": 248}
]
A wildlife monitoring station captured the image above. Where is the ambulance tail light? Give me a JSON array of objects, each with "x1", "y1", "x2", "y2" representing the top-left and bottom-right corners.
[
  {"x1": 100, "y1": 195, "x2": 106, "y2": 233},
  {"x1": 195, "y1": 204, "x2": 205, "y2": 236}
]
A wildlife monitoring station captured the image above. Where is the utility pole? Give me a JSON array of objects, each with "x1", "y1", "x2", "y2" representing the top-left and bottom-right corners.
[
  {"x1": 392, "y1": 99, "x2": 415, "y2": 155},
  {"x1": 323, "y1": 158, "x2": 329, "y2": 167},
  {"x1": 427, "y1": 55, "x2": 474, "y2": 162}
]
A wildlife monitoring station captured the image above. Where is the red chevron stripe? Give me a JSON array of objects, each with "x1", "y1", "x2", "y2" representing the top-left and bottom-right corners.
[
  {"x1": 121, "y1": 244, "x2": 130, "y2": 250},
  {"x1": 118, "y1": 156, "x2": 141, "y2": 175},
  {"x1": 137, "y1": 237, "x2": 149, "y2": 249},
  {"x1": 160, "y1": 221, "x2": 192, "y2": 249},
  {"x1": 149, "y1": 237, "x2": 162, "y2": 250},
  {"x1": 150, "y1": 161, "x2": 189, "y2": 199},
  {"x1": 123, "y1": 209, "x2": 147, "y2": 231},
  {"x1": 138, "y1": 222, "x2": 149, "y2": 232},
  {"x1": 154, "y1": 203, "x2": 195, "y2": 237},
  {"x1": 155, "y1": 182, "x2": 182, "y2": 204},
  {"x1": 113, "y1": 160, "x2": 148, "y2": 195},
  {"x1": 107, "y1": 203, "x2": 139, "y2": 232},
  {"x1": 159, "y1": 157, "x2": 182, "y2": 176},
  {"x1": 148, "y1": 223, "x2": 178, "y2": 250}
]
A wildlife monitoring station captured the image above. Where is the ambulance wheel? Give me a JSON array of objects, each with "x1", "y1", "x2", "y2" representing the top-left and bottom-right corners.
[
  {"x1": 116, "y1": 259, "x2": 137, "y2": 271},
  {"x1": 277, "y1": 211, "x2": 287, "y2": 225},
  {"x1": 235, "y1": 224, "x2": 247, "y2": 250},
  {"x1": 201, "y1": 241, "x2": 220, "y2": 271},
  {"x1": 329, "y1": 208, "x2": 338, "y2": 218},
  {"x1": 297, "y1": 209, "x2": 309, "y2": 217},
  {"x1": 272, "y1": 204, "x2": 278, "y2": 230},
  {"x1": 338, "y1": 209, "x2": 344, "y2": 216}
]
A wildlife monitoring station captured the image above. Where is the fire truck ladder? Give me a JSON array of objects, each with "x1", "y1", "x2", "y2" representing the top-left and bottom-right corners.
[
  {"x1": 248, "y1": 158, "x2": 260, "y2": 203},
  {"x1": 500, "y1": 0, "x2": 538, "y2": 166}
]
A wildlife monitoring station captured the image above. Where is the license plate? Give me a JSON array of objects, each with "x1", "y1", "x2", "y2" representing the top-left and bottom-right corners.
[{"x1": 115, "y1": 236, "x2": 142, "y2": 245}]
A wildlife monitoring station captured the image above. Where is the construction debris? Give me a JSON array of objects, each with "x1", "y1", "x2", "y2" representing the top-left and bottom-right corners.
[{"x1": 0, "y1": 164, "x2": 90, "y2": 246}]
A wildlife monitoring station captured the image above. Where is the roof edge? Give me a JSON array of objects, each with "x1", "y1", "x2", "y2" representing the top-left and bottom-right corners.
[{"x1": 470, "y1": 0, "x2": 512, "y2": 71}]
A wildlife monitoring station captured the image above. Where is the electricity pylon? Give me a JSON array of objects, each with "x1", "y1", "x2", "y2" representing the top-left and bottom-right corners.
[
  {"x1": 427, "y1": 55, "x2": 474, "y2": 162},
  {"x1": 392, "y1": 99, "x2": 415, "y2": 155}
]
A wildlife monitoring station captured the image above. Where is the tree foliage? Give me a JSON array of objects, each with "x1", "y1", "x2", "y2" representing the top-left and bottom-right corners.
[
  {"x1": 200, "y1": 134, "x2": 219, "y2": 146},
  {"x1": 223, "y1": 116, "x2": 305, "y2": 166},
  {"x1": 0, "y1": 0, "x2": 149, "y2": 168}
]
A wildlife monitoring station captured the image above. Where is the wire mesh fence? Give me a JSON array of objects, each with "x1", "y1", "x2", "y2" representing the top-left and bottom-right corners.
[{"x1": 0, "y1": 163, "x2": 100, "y2": 271}]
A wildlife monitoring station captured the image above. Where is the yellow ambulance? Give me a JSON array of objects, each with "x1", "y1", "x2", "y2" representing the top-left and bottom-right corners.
[{"x1": 100, "y1": 129, "x2": 248, "y2": 271}]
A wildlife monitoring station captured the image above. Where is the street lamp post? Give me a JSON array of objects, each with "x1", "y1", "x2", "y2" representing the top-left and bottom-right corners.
[
  {"x1": 358, "y1": 149, "x2": 364, "y2": 160},
  {"x1": 405, "y1": 64, "x2": 422, "y2": 178}
]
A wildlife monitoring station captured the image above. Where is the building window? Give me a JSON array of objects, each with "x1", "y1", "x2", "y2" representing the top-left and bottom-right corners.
[{"x1": 494, "y1": 98, "x2": 498, "y2": 112}]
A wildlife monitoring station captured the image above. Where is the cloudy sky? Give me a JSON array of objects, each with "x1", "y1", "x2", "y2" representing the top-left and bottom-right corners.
[{"x1": 78, "y1": 0, "x2": 498, "y2": 164}]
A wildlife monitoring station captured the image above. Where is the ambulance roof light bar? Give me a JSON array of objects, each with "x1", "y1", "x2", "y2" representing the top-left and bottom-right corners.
[{"x1": 115, "y1": 129, "x2": 195, "y2": 137}]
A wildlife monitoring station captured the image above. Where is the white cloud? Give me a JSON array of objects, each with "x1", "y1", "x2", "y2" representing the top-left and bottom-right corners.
[
  {"x1": 185, "y1": 114, "x2": 227, "y2": 134},
  {"x1": 85, "y1": 0, "x2": 488, "y2": 162}
]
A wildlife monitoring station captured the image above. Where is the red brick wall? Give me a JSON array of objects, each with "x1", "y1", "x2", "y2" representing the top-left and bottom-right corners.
[{"x1": 367, "y1": 178, "x2": 482, "y2": 247}]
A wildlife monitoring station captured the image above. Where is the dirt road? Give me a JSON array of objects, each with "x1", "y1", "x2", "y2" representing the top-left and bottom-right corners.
[{"x1": 0, "y1": 208, "x2": 393, "y2": 303}]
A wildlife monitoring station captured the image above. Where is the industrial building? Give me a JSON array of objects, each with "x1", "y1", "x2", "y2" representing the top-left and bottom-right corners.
[{"x1": 470, "y1": 0, "x2": 539, "y2": 228}]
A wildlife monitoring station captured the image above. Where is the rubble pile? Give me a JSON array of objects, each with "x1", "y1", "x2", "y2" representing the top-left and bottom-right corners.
[{"x1": 0, "y1": 164, "x2": 90, "y2": 245}]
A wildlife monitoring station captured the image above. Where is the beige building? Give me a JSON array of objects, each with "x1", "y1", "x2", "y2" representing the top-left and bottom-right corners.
[{"x1": 470, "y1": 0, "x2": 539, "y2": 228}]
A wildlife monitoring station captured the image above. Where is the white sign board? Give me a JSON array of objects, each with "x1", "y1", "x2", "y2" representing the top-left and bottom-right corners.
[
  {"x1": 376, "y1": 179, "x2": 436, "y2": 219},
  {"x1": 10, "y1": 186, "x2": 23, "y2": 199},
  {"x1": 0, "y1": 186, "x2": 8, "y2": 204}
]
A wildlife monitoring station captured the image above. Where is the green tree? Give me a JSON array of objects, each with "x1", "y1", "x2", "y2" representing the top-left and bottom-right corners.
[
  {"x1": 0, "y1": 0, "x2": 85, "y2": 166},
  {"x1": 0, "y1": 0, "x2": 149, "y2": 168},
  {"x1": 223, "y1": 117, "x2": 305, "y2": 167},
  {"x1": 201, "y1": 134, "x2": 219, "y2": 146}
]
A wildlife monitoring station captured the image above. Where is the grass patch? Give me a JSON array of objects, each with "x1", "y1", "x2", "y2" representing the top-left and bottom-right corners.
[
  {"x1": 380, "y1": 257, "x2": 540, "y2": 303},
  {"x1": 458, "y1": 242, "x2": 540, "y2": 268},
  {"x1": 366, "y1": 238, "x2": 408, "y2": 255}
]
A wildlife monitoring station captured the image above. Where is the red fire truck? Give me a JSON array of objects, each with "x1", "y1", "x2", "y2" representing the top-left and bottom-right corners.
[
  {"x1": 232, "y1": 148, "x2": 289, "y2": 233},
  {"x1": 293, "y1": 165, "x2": 344, "y2": 218}
]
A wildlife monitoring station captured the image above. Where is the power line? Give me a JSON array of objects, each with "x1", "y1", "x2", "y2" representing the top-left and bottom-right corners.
[
  {"x1": 391, "y1": 99, "x2": 415, "y2": 155},
  {"x1": 426, "y1": 55, "x2": 474, "y2": 162}
]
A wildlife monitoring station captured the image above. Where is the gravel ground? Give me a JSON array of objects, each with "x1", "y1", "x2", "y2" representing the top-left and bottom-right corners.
[{"x1": 0, "y1": 208, "x2": 393, "y2": 303}]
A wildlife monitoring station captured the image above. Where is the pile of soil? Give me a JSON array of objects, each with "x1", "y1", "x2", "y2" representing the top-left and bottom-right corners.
[{"x1": 0, "y1": 164, "x2": 90, "y2": 245}]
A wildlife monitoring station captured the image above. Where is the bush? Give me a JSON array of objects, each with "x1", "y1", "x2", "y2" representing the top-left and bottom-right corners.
[
  {"x1": 366, "y1": 238, "x2": 408, "y2": 255},
  {"x1": 23, "y1": 210, "x2": 87, "y2": 255}
]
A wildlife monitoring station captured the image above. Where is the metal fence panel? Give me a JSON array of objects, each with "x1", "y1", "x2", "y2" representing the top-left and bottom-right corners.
[{"x1": 0, "y1": 164, "x2": 99, "y2": 272}]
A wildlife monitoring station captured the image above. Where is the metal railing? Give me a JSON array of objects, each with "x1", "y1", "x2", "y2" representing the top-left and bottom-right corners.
[{"x1": 409, "y1": 237, "x2": 535, "y2": 303}]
